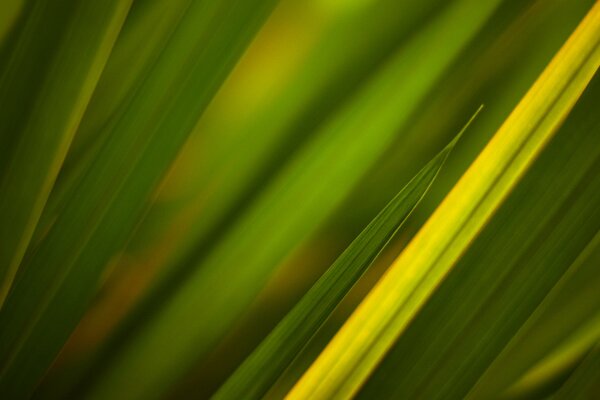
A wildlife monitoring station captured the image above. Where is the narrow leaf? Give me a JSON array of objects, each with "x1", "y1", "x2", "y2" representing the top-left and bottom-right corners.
[
  {"x1": 0, "y1": 0, "x2": 132, "y2": 304},
  {"x1": 80, "y1": 0, "x2": 501, "y2": 397},
  {"x1": 357, "y1": 70, "x2": 600, "y2": 399},
  {"x1": 214, "y1": 120, "x2": 472, "y2": 400},
  {"x1": 32, "y1": 0, "x2": 191, "y2": 242},
  {"x1": 287, "y1": 3, "x2": 600, "y2": 398},
  {"x1": 0, "y1": 1, "x2": 278, "y2": 398}
]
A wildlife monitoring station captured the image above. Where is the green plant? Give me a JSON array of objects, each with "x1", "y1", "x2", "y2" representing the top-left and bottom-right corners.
[{"x1": 0, "y1": 0, "x2": 598, "y2": 399}]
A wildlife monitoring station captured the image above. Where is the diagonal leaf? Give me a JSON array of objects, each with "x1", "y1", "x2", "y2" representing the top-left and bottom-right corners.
[
  {"x1": 31, "y1": 0, "x2": 192, "y2": 244},
  {"x1": 213, "y1": 118, "x2": 476, "y2": 400},
  {"x1": 359, "y1": 67, "x2": 600, "y2": 399},
  {"x1": 356, "y1": 70, "x2": 600, "y2": 400},
  {"x1": 79, "y1": 0, "x2": 502, "y2": 398},
  {"x1": 287, "y1": 2, "x2": 600, "y2": 398},
  {"x1": 0, "y1": 1, "x2": 278, "y2": 398},
  {"x1": 0, "y1": 0, "x2": 133, "y2": 304}
]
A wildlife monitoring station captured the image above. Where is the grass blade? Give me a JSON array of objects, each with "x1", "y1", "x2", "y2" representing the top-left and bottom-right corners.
[
  {"x1": 355, "y1": 65, "x2": 600, "y2": 400},
  {"x1": 213, "y1": 123, "x2": 472, "y2": 400},
  {"x1": 287, "y1": 3, "x2": 600, "y2": 398},
  {"x1": 0, "y1": 0, "x2": 132, "y2": 304},
  {"x1": 32, "y1": 0, "x2": 192, "y2": 243},
  {"x1": 79, "y1": 0, "x2": 501, "y2": 397},
  {"x1": 0, "y1": 1, "x2": 278, "y2": 397}
]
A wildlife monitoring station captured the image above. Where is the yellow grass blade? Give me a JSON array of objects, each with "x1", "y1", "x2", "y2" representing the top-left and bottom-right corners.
[{"x1": 287, "y1": 2, "x2": 600, "y2": 398}]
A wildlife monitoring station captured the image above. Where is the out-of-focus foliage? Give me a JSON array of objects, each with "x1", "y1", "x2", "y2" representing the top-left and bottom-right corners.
[{"x1": 0, "y1": 0, "x2": 598, "y2": 399}]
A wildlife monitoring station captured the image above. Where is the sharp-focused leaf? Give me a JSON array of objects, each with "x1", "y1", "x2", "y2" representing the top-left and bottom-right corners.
[
  {"x1": 0, "y1": 1, "x2": 278, "y2": 398},
  {"x1": 214, "y1": 121, "x2": 473, "y2": 400},
  {"x1": 370, "y1": 0, "x2": 593, "y2": 218},
  {"x1": 77, "y1": 1, "x2": 501, "y2": 398},
  {"x1": 356, "y1": 49, "x2": 600, "y2": 400},
  {"x1": 0, "y1": 0, "x2": 132, "y2": 304},
  {"x1": 1, "y1": 0, "x2": 599, "y2": 398},
  {"x1": 287, "y1": 3, "x2": 600, "y2": 398}
]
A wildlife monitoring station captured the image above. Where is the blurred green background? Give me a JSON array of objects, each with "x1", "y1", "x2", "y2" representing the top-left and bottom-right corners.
[{"x1": 0, "y1": 0, "x2": 598, "y2": 398}]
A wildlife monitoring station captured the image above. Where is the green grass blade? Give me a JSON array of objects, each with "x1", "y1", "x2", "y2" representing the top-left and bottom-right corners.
[
  {"x1": 31, "y1": 0, "x2": 192, "y2": 243},
  {"x1": 79, "y1": 0, "x2": 501, "y2": 397},
  {"x1": 0, "y1": 0, "x2": 132, "y2": 305},
  {"x1": 213, "y1": 122, "x2": 473, "y2": 400},
  {"x1": 356, "y1": 54, "x2": 600, "y2": 400},
  {"x1": 64, "y1": 0, "x2": 191, "y2": 163},
  {"x1": 0, "y1": 1, "x2": 278, "y2": 398},
  {"x1": 287, "y1": 2, "x2": 600, "y2": 398}
]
